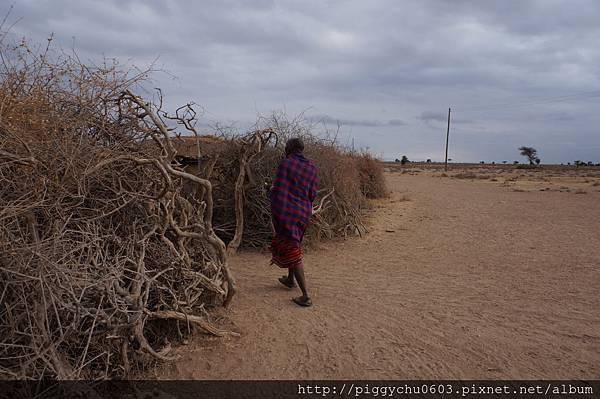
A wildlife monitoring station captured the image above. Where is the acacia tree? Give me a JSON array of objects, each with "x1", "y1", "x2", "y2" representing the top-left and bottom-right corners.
[{"x1": 519, "y1": 146, "x2": 538, "y2": 165}]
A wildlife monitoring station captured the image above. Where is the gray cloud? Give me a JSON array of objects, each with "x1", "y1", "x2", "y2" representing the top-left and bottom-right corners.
[
  {"x1": 417, "y1": 111, "x2": 472, "y2": 125},
  {"x1": 310, "y1": 114, "x2": 406, "y2": 127},
  {"x1": 5, "y1": 0, "x2": 600, "y2": 163},
  {"x1": 417, "y1": 111, "x2": 448, "y2": 124}
]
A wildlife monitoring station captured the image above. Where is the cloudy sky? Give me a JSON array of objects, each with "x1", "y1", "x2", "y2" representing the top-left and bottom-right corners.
[{"x1": 6, "y1": 0, "x2": 600, "y2": 163}]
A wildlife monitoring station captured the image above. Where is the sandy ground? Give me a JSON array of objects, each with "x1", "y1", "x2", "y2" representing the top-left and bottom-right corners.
[{"x1": 157, "y1": 168, "x2": 600, "y2": 379}]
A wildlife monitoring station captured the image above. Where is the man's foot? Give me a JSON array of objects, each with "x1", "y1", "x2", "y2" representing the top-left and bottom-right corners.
[
  {"x1": 292, "y1": 296, "x2": 312, "y2": 307},
  {"x1": 278, "y1": 276, "x2": 295, "y2": 288}
]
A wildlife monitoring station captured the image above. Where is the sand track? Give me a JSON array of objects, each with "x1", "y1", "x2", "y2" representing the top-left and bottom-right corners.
[{"x1": 159, "y1": 172, "x2": 600, "y2": 379}]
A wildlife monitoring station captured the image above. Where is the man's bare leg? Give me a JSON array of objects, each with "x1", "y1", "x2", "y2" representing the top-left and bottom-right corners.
[
  {"x1": 292, "y1": 264, "x2": 312, "y2": 306},
  {"x1": 278, "y1": 268, "x2": 295, "y2": 288}
]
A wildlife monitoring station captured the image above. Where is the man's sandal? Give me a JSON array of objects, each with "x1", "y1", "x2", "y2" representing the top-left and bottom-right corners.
[
  {"x1": 292, "y1": 296, "x2": 312, "y2": 307},
  {"x1": 278, "y1": 276, "x2": 295, "y2": 288}
]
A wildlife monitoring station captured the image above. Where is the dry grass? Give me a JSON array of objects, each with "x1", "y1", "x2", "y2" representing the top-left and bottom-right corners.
[
  {"x1": 0, "y1": 39, "x2": 235, "y2": 379},
  {"x1": 354, "y1": 153, "x2": 388, "y2": 199},
  {"x1": 181, "y1": 113, "x2": 388, "y2": 250},
  {"x1": 453, "y1": 172, "x2": 477, "y2": 179}
]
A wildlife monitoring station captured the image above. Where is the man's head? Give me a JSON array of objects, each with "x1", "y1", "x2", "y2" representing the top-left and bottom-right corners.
[{"x1": 285, "y1": 138, "x2": 304, "y2": 156}]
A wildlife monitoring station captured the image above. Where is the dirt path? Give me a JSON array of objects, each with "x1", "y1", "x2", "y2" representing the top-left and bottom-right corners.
[{"x1": 159, "y1": 172, "x2": 600, "y2": 379}]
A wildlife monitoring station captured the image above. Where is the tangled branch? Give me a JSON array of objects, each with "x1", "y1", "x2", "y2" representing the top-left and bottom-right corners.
[{"x1": 0, "y1": 39, "x2": 236, "y2": 379}]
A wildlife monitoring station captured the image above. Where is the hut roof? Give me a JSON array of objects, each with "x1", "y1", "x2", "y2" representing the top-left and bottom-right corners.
[{"x1": 171, "y1": 135, "x2": 228, "y2": 158}]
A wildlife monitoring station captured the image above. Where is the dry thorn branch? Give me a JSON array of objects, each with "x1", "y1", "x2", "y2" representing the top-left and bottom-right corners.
[{"x1": 0, "y1": 38, "x2": 237, "y2": 379}]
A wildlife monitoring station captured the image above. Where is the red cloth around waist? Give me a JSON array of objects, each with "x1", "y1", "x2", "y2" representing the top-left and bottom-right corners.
[{"x1": 270, "y1": 235, "x2": 303, "y2": 268}]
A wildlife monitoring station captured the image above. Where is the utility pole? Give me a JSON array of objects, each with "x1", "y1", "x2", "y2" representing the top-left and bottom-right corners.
[{"x1": 444, "y1": 107, "x2": 451, "y2": 171}]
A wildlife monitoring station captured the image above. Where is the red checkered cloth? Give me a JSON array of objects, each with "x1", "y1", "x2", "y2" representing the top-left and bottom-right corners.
[
  {"x1": 269, "y1": 152, "x2": 318, "y2": 267},
  {"x1": 270, "y1": 236, "x2": 303, "y2": 268}
]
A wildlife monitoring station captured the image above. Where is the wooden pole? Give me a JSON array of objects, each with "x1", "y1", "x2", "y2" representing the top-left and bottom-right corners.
[{"x1": 444, "y1": 107, "x2": 451, "y2": 171}]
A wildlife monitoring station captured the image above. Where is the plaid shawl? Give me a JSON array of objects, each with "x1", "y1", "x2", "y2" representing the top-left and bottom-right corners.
[{"x1": 269, "y1": 152, "x2": 318, "y2": 243}]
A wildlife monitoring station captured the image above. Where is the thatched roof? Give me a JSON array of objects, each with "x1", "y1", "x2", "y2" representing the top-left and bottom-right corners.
[{"x1": 171, "y1": 135, "x2": 229, "y2": 159}]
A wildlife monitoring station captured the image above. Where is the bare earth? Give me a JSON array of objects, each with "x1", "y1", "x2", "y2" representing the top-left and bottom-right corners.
[{"x1": 158, "y1": 168, "x2": 600, "y2": 379}]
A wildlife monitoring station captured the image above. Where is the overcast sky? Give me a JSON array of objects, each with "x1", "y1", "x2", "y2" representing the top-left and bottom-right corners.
[{"x1": 6, "y1": 0, "x2": 600, "y2": 163}]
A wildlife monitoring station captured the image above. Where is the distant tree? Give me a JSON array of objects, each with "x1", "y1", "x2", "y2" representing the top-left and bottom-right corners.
[
  {"x1": 502, "y1": 160, "x2": 507, "y2": 164},
  {"x1": 480, "y1": 161, "x2": 485, "y2": 164},
  {"x1": 514, "y1": 161, "x2": 519, "y2": 165},
  {"x1": 535, "y1": 158, "x2": 541, "y2": 165},
  {"x1": 491, "y1": 161, "x2": 495, "y2": 164},
  {"x1": 588, "y1": 161, "x2": 594, "y2": 166},
  {"x1": 519, "y1": 146, "x2": 538, "y2": 165},
  {"x1": 426, "y1": 159, "x2": 431, "y2": 163},
  {"x1": 567, "y1": 162, "x2": 571, "y2": 166},
  {"x1": 400, "y1": 155, "x2": 409, "y2": 165},
  {"x1": 574, "y1": 160, "x2": 582, "y2": 167},
  {"x1": 447, "y1": 158, "x2": 452, "y2": 162},
  {"x1": 394, "y1": 158, "x2": 400, "y2": 163}
]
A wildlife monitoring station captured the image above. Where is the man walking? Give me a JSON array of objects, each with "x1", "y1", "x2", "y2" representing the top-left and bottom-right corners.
[{"x1": 269, "y1": 138, "x2": 318, "y2": 307}]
